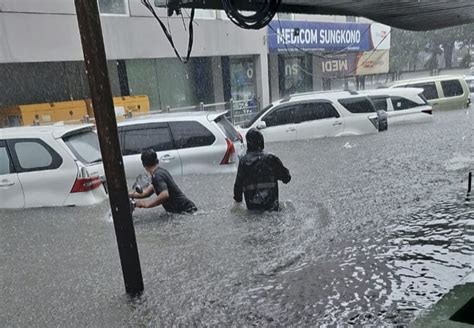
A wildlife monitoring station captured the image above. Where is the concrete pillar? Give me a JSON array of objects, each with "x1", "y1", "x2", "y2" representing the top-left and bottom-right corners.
[
  {"x1": 256, "y1": 53, "x2": 270, "y2": 108},
  {"x1": 211, "y1": 56, "x2": 225, "y2": 103},
  {"x1": 269, "y1": 54, "x2": 280, "y2": 102},
  {"x1": 312, "y1": 55, "x2": 321, "y2": 91}
]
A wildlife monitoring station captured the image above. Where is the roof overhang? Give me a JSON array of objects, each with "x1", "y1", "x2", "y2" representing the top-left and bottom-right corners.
[{"x1": 160, "y1": 0, "x2": 474, "y2": 31}]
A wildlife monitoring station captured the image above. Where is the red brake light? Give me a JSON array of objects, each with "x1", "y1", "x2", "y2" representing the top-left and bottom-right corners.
[
  {"x1": 237, "y1": 132, "x2": 244, "y2": 143},
  {"x1": 220, "y1": 138, "x2": 236, "y2": 165},
  {"x1": 71, "y1": 176, "x2": 102, "y2": 193}
]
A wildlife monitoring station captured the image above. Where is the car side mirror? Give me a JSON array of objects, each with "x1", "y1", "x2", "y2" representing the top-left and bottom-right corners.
[{"x1": 256, "y1": 121, "x2": 267, "y2": 130}]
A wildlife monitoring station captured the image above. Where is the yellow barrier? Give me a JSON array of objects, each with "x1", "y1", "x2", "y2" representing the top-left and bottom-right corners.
[{"x1": 0, "y1": 95, "x2": 150, "y2": 127}]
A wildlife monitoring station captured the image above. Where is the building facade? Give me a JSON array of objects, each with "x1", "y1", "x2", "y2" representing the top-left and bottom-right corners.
[{"x1": 0, "y1": 0, "x2": 390, "y2": 117}]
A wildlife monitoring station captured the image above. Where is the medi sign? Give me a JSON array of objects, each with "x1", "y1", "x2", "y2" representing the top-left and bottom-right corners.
[{"x1": 268, "y1": 20, "x2": 390, "y2": 53}]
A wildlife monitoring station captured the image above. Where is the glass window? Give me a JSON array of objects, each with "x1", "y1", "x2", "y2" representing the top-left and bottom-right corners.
[
  {"x1": 369, "y1": 97, "x2": 389, "y2": 111},
  {"x1": 441, "y1": 80, "x2": 464, "y2": 98},
  {"x1": 0, "y1": 146, "x2": 12, "y2": 175},
  {"x1": 170, "y1": 121, "x2": 216, "y2": 149},
  {"x1": 390, "y1": 97, "x2": 422, "y2": 111},
  {"x1": 63, "y1": 131, "x2": 102, "y2": 164},
  {"x1": 98, "y1": 0, "x2": 128, "y2": 15},
  {"x1": 215, "y1": 116, "x2": 241, "y2": 142},
  {"x1": 411, "y1": 83, "x2": 439, "y2": 100},
  {"x1": 298, "y1": 103, "x2": 340, "y2": 122},
  {"x1": 338, "y1": 97, "x2": 376, "y2": 114},
  {"x1": 123, "y1": 127, "x2": 174, "y2": 155},
  {"x1": 264, "y1": 106, "x2": 296, "y2": 127},
  {"x1": 14, "y1": 141, "x2": 53, "y2": 170}
]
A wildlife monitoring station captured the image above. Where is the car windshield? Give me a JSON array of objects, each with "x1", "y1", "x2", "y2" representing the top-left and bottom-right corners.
[
  {"x1": 63, "y1": 131, "x2": 102, "y2": 164},
  {"x1": 241, "y1": 104, "x2": 273, "y2": 128}
]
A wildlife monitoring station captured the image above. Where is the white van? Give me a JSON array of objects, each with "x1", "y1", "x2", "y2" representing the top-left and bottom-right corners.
[{"x1": 390, "y1": 75, "x2": 470, "y2": 110}]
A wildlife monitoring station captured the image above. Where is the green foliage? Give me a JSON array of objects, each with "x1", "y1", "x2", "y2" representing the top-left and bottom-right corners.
[{"x1": 390, "y1": 23, "x2": 474, "y2": 72}]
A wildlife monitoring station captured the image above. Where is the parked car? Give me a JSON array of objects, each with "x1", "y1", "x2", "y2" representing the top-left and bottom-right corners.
[
  {"x1": 0, "y1": 124, "x2": 107, "y2": 209},
  {"x1": 238, "y1": 90, "x2": 387, "y2": 143},
  {"x1": 359, "y1": 88, "x2": 433, "y2": 126},
  {"x1": 464, "y1": 75, "x2": 474, "y2": 103},
  {"x1": 117, "y1": 111, "x2": 245, "y2": 179},
  {"x1": 389, "y1": 75, "x2": 470, "y2": 110}
]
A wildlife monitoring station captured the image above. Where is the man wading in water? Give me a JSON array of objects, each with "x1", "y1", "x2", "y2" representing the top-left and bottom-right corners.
[
  {"x1": 130, "y1": 149, "x2": 197, "y2": 214},
  {"x1": 233, "y1": 128, "x2": 291, "y2": 211}
]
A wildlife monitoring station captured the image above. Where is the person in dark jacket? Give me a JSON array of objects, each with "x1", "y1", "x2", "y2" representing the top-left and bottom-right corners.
[
  {"x1": 233, "y1": 128, "x2": 291, "y2": 211},
  {"x1": 129, "y1": 149, "x2": 197, "y2": 214}
]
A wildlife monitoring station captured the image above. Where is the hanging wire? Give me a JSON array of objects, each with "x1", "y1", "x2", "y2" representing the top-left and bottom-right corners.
[
  {"x1": 222, "y1": 0, "x2": 282, "y2": 30},
  {"x1": 140, "y1": 0, "x2": 195, "y2": 63}
]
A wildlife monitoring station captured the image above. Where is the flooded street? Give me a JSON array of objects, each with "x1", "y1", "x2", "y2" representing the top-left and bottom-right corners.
[{"x1": 1, "y1": 110, "x2": 473, "y2": 326}]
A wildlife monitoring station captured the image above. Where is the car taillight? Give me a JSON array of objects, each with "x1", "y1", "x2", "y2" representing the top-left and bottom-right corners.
[
  {"x1": 221, "y1": 138, "x2": 236, "y2": 165},
  {"x1": 237, "y1": 132, "x2": 244, "y2": 143},
  {"x1": 421, "y1": 108, "x2": 433, "y2": 115},
  {"x1": 71, "y1": 165, "x2": 102, "y2": 193}
]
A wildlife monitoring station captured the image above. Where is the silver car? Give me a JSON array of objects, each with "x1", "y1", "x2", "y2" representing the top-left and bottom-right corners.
[{"x1": 117, "y1": 111, "x2": 245, "y2": 180}]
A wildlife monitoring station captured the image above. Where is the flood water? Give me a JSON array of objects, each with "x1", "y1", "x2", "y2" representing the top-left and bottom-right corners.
[{"x1": 1, "y1": 110, "x2": 473, "y2": 326}]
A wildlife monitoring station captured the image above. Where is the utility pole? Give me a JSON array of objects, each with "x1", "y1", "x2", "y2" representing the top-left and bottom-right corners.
[{"x1": 74, "y1": 0, "x2": 144, "y2": 296}]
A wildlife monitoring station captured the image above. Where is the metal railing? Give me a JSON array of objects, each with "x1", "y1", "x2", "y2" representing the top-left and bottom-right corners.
[{"x1": 123, "y1": 98, "x2": 260, "y2": 127}]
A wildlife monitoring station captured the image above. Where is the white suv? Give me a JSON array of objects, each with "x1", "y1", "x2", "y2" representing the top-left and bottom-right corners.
[
  {"x1": 117, "y1": 111, "x2": 245, "y2": 180},
  {"x1": 239, "y1": 91, "x2": 386, "y2": 143},
  {"x1": 0, "y1": 124, "x2": 107, "y2": 209},
  {"x1": 359, "y1": 88, "x2": 433, "y2": 126}
]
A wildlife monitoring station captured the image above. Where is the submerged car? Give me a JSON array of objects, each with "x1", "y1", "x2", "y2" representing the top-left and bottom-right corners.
[
  {"x1": 359, "y1": 88, "x2": 433, "y2": 126},
  {"x1": 389, "y1": 75, "x2": 470, "y2": 110},
  {"x1": 239, "y1": 90, "x2": 387, "y2": 143},
  {"x1": 0, "y1": 124, "x2": 107, "y2": 209},
  {"x1": 117, "y1": 111, "x2": 245, "y2": 179}
]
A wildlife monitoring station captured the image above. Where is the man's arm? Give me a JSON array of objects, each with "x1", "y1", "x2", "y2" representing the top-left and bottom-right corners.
[
  {"x1": 136, "y1": 190, "x2": 170, "y2": 209},
  {"x1": 273, "y1": 156, "x2": 291, "y2": 184},
  {"x1": 129, "y1": 185, "x2": 154, "y2": 199},
  {"x1": 233, "y1": 161, "x2": 244, "y2": 202}
]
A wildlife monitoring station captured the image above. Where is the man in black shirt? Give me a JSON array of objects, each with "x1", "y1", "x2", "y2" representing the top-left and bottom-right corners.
[
  {"x1": 129, "y1": 149, "x2": 197, "y2": 214},
  {"x1": 234, "y1": 128, "x2": 291, "y2": 211}
]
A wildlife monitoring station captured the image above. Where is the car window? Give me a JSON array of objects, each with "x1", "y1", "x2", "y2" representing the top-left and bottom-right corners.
[
  {"x1": 215, "y1": 116, "x2": 240, "y2": 142},
  {"x1": 390, "y1": 96, "x2": 423, "y2": 110},
  {"x1": 13, "y1": 140, "x2": 60, "y2": 171},
  {"x1": 63, "y1": 131, "x2": 102, "y2": 164},
  {"x1": 123, "y1": 126, "x2": 174, "y2": 155},
  {"x1": 0, "y1": 145, "x2": 12, "y2": 175},
  {"x1": 243, "y1": 104, "x2": 273, "y2": 129},
  {"x1": 468, "y1": 80, "x2": 474, "y2": 93},
  {"x1": 169, "y1": 121, "x2": 216, "y2": 149},
  {"x1": 410, "y1": 83, "x2": 439, "y2": 100},
  {"x1": 369, "y1": 97, "x2": 389, "y2": 111},
  {"x1": 298, "y1": 102, "x2": 340, "y2": 122},
  {"x1": 338, "y1": 97, "x2": 376, "y2": 113},
  {"x1": 441, "y1": 80, "x2": 464, "y2": 97},
  {"x1": 264, "y1": 105, "x2": 297, "y2": 127}
]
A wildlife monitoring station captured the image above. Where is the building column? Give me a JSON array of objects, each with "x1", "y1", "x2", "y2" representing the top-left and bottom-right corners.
[
  {"x1": 269, "y1": 54, "x2": 280, "y2": 102},
  {"x1": 211, "y1": 56, "x2": 225, "y2": 103},
  {"x1": 255, "y1": 53, "x2": 270, "y2": 108}
]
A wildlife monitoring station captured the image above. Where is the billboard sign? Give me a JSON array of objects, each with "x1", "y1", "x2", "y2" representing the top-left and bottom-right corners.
[{"x1": 268, "y1": 20, "x2": 390, "y2": 53}]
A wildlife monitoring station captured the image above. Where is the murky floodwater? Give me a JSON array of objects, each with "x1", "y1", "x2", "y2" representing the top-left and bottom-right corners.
[{"x1": 1, "y1": 110, "x2": 473, "y2": 326}]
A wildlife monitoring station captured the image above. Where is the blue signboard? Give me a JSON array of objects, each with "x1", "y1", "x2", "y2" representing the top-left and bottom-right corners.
[{"x1": 268, "y1": 20, "x2": 373, "y2": 52}]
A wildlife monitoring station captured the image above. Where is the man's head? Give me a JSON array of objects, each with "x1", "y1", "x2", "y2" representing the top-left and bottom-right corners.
[
  {"x1": 246, "y1": 128, "x2": 264, "y2": 152},
  {"x1": 141, "y1": 149, "x2": 159, "y2": 172}
]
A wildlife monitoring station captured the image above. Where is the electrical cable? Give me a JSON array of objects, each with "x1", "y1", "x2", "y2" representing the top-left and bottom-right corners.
[
  {"x1": 141, "y1": 0, "x2": 195, "y2": 63},
  {"x1": 221, "y1": 0, "x2": 282, "y2": 30}
]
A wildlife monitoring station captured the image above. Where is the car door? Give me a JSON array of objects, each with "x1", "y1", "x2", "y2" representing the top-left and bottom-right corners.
[
  {"x1": 438, "y1": 79, "x2": 466, "y2": 110},
  {"x1": 0, "y1": 140, "x2": 24, "y2": 209},
  {"x1": 259, "y1": 105, "x2": 297, "y2": 143},
  {"x1": 120, "y1": 123, "x2": 182, "y2": 180},
  {"x1": 410, "y1": 82, "x2": 441, "y2": 110},
  {"x1": 295, "y1": 102, "x2": 344, "y2": 140},
  {"x1": 169, "y1": 121, "x2": 220, "y2": 175},
  {"x1": 7, "y1": 138, "x2": 76, "y2": 208}
]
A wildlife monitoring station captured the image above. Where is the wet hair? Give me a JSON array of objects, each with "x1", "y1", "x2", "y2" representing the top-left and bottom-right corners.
[
  {"x1": 141, "y1": 149, "x2": 159, "y2": 167},
  {"x1": 246, "y1": 128, "x2": 264, "y2": 151}
]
